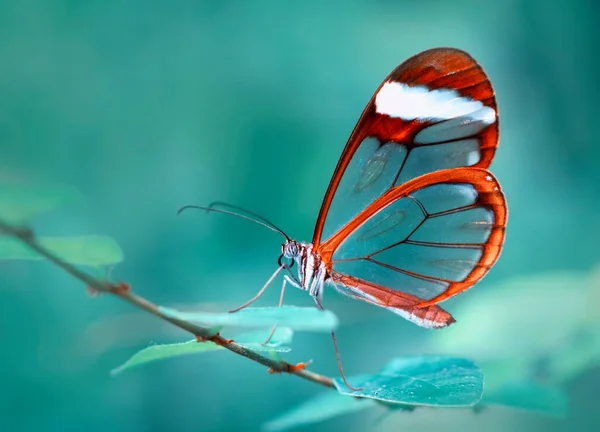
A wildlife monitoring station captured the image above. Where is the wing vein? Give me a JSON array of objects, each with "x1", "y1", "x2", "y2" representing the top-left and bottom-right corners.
[
  {"x1": 366, "y1": 257, "x2": 452, "y2": 285},
  {"x1": 403, "y1": 239, "x2": 484, "y2": 249}
]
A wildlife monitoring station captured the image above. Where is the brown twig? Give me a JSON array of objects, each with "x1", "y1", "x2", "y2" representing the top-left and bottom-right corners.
[{"x1": 0, "y1": 218, "x2": 335, "y2": 389}]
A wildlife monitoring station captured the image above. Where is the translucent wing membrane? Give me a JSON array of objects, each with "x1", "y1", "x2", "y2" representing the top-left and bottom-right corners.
[
  {"x1": 320, "y1": 168, "x2": 507, "y2": 316},
  {"x1": 313, "y1": 48, "x2": 499, "y2": 244},
  {"x1": 331, "y1": 273, "x2": 456, "y2": 329}
]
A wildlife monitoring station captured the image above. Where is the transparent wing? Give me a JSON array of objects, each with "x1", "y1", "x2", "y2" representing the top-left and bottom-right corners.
[
  {"x1": 319, "y1": 168, "x2": 507, "y2": 308},
  {"x1": 313, "y1": 48, "x2": 499, "y2": 245},
  {"x1": 330, "y1": 273, "x2": 456, "y2": 329}
]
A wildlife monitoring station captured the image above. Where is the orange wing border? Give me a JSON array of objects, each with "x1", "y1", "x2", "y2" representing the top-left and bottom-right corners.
[
  {"x1": 318, "y1": 167, "x2": 507, "y2": 307},
  {"x1": 331, "y1": 273, "x2": 457, "y2": 328},
  {"x1": 312, "y1": 48, "x2": 499, "y2": 246}
]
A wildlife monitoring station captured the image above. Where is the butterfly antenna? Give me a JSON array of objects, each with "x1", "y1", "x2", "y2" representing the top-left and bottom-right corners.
[
  {"x1": 208, "y1": 201, "x2": 287, "y2": 235},
  {"x1": 177, "y1": 204, "x2": 290, "y2": 240}
]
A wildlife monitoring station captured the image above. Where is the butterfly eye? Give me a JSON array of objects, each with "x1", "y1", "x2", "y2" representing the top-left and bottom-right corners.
[
  {"x1": 282, "y1": 241, "x2": 299, "y2": 259},
  {"x1": 278, "y1": 249, "x2": 297, "y2": 270}
]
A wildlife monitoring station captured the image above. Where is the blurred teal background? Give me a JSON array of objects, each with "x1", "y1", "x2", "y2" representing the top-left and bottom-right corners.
[{"x1": 1, "y1": 0, "x2": 599, "y2": 431}]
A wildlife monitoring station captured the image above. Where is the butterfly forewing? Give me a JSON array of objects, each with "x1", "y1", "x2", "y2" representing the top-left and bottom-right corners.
[
  {"x1": 313, "y1": 48, "x2": 506, "y2": 327},
  {"x1": 313, "y1": 48, "x2": 499, "y2": 245}
]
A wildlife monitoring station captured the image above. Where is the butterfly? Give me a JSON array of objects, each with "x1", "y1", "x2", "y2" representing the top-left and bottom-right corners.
[{"x1": 181, "y1": 47, "x2": 507, "y2": 383}]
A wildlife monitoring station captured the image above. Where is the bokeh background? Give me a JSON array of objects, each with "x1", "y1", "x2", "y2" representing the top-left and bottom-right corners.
[{"x1": 1, "y1": 0, "x2": 599, "y2": 431}]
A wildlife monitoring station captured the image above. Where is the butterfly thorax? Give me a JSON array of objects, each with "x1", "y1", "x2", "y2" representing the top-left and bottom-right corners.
[{"x1": 282, "y1": 240, "x2": 327, "y2": 300}]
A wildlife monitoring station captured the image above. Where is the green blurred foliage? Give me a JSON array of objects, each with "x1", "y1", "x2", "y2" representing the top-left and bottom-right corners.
[
  {"x1": 1, "y1": 0, "x2": 599, "y2": 431},
  {"x1": 264, "y1": 391, "x2": 377, "y2": 432},
  {"x1": 0, "y1": 235, "x2": 123, "y2": 266},
  {"x1": 0, "y1": 183, "x2": 81, "y2": 223}
]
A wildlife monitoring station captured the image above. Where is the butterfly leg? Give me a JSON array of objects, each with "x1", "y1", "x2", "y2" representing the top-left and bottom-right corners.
[
  {"x1": 313, "y1": 296, "x2": 362, "y2": 392},
  {"x1": 261, "y1": 277, "x2": 288, "y2": 345},
  {"x1": 229, "y1": 265, "x2": 284, "y2": 313},
  {"x1": 283, "y1": 266, "x2": 302, "y2": 289},
  {"x1": 261, "y1": 272, "x2": 303, "y2": 344}
]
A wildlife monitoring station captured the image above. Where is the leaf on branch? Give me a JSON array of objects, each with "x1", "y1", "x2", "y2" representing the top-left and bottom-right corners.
[
  {"x1": 0, "y1": 235, "x2": 124, "y2": 267},
  {"x1": 477, "y1": 359, "x2": 569, "y2": 416},
  {"x1": 263, "y1": 390, "x2": 377, "y2": 432},
  {"x1": 481, "y1": 380, "x2": 568, "y2": 416},
  {"x1": 111, "y1": 327, "x2": 294, "y2": 375},
  {"x1": 158, "y1": 305, "x2": 338, "y2": 332},
  {"x1": 431, "y1": 271, "x2": 599, "y2": 363},
  {"x1": 334, "y1": 356, "x2": 483, "y2": 407},
  {"x1": 543, "y1": 327, "x2": 600, "y2": 385},
  {"x1": 0, "y1": 183, "x2": 82, "y2": 223},
  {"x1": 264, "y1": 354, "x2": 570, "y2": 430},
  {"x1": 428, "y1": 268, "x2": 600, "y2": 410}
]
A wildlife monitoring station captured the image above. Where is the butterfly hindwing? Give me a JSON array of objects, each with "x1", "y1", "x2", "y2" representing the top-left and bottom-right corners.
[
  {"x1": 330, "y1": 273, "x2": 456, "y2": 329},
  {"x1": 320, "y1": 168, "x2": 506, "y2": 317}
]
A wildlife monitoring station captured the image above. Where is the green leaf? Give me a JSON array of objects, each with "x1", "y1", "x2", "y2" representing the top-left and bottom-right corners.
[
  {"x1": 0, "y1": 235, "x2": 124, "y2": 266},
  {"x1": 0, "y1": 183, "x2": 81, "y2": 223},
  {"x1": 111, "y1": 327, "x2": 293, "y2": 375},
  {"x1": 334, "y1": 356, "x2": 483, "y2": 407},
  {"x1": 158, "y1": 305, "x2": 338, "y2": 332},
  {"x1": 264, "y1": 357, "x2": 483, "y2": 431},
  {"x1": 430, "y1": 270, "x2": 600, "y2": 385},
  {"x1": 111, "y1": 339, "x2": 220, "y2": 376},
  {"x1": 431, "y1": 271, "x2": 599, "y2": 360},
  {"x1": 263, "y1": 391, "x2": 376, "y2": 432},
  {"x1": 482, "y1": 381, "x2": 568, "y2": 416},
  {"x1": 478, "y1": 358, "x2": 532, "y2": 390},
  {"x1": 545, "y1": 328, "x2": 600, "y2": 384},
  {"x1": 478, "y1": 359, "x2": 569, "y2": 416}
]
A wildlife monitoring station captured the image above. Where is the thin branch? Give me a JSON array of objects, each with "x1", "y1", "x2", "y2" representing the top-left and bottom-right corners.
[{"x1": 0, "y1": 219, "x2": 335, "y2": 389}]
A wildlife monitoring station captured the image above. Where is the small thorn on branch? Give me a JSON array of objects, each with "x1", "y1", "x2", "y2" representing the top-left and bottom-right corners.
[
  {"x1": 195, "y1": 333, "x2": 234, "y2": 345},
  {"x1": 110, "y1": 282, "x2": 131, "y2": 295},
  {"x1": 269, "y1": 360, "x2": 312, "y2": 374},
  {"x1": 211, "y1": 334, "x2": 234, "y2": 346},
  {"x1": 288, "y1": 360, "x2": 312, "y2": 373}
]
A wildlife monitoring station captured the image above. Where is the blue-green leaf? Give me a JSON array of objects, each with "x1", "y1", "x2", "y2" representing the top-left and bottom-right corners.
[
  {"x1": 545, "y1": 328, "x2": 600, "y2": 384},
  {"x1": 0, "y1": 235, "x2": 124, "y2": 267},
  {"x1": 479, "y1": 358, "x2": 532, "y2": 390},
  {"x1": 111, "y1": 327, "x2": 293, "y2": 375},
  {"x1": 0, "y1": 183, "x2": 81, "y2": 223},
  {"x1": 158, "y1": 305, "x2": 338, "y2": 332},
  {"x1": 263, "y1": 391, "x2": 376, "y2": 432},
  {"x1": 111, "y1": 339, "x2": 221, "y2": 376},
  {"x1": 430, "y1": 269, "x2": 600, "y2": 387},
  {"x1": 478, "y1": 359, "x2": 569, "y2": 416},
  {"x1": 482, "y1": 381, "x2": 568, "y2": 416},
  {"x1": 431, "y1": 272, "x2": 598, "y2": 360},
  {"x1": 334, "y1": 356, "x2": 483, "y2": 407}
]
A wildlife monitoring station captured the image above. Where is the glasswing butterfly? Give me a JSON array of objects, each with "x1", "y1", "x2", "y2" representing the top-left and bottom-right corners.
[{"x1": 181, "y1": 47, "x2": 507, "y2": 385}]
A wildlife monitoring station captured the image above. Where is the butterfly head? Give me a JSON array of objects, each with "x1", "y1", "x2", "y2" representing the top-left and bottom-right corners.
[{"x1": 282, "y1": 239, "x2": 301, "y2": 260}]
